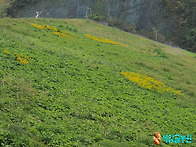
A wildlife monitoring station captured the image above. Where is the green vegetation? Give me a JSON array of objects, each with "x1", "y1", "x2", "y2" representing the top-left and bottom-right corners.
[
  {"x1": 6, "y1": 0, "x2": 39, "y2": 16},
  {"x1": 0, "y1": 0, "x2": 11, "y2": 17},
  {"x1": 108, "y1": 18, "x2": 137, "y2": 34},
  {"x1": 89, "y1": 0, "x2": 107, "y2": 21},
  {"x1": 161, "y1": 0, "x2": 196, "y2": 52},
  {"x1": 10, "y1": 0, "x2": 38, "y2": 8},
  {"x1": 0, "y1": 18, "x2": 196, "y2": 146}
]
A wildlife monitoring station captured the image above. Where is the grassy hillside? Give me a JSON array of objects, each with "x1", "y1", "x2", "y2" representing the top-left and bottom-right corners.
[{"x1": 0, "y1": 18, "x2": 195, "y2": 146}]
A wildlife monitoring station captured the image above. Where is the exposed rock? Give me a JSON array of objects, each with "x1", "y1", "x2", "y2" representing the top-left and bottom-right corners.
[{"x1": 14, "y1": 0, "x2": 173, "y2": 35}]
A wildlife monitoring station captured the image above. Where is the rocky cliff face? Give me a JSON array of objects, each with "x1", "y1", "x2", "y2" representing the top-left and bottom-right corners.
[
  {"x1": 15, "y1": 0, "x2": 90, "y2": 18},
  {"x1": 14, "y1": 0, "x2": 173, "y2": 35},
  {"x1": 108, "y1": 0, "x2": 166, "y2": 30}
]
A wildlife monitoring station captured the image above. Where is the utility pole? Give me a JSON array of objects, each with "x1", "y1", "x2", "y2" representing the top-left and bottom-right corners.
[
  {"x1": 153, "y1": 27, "x2": 158, "y2": 42},
  {"x1": 155, "y1": 29, "x2": 158, "y2": 42}
]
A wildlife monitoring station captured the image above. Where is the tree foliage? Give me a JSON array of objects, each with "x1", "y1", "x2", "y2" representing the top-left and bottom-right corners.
[
  {"x1": 90, "y1": 0, "x2": 108, "y2": 21},
  {"x1": 6, "y1": 0, "x2": 39, "y2": 17},
  {"x1": 11, "y1": 0, "x2": 38, "y2": 8},
  {"x1": 161, "y1": 0, "x2": 196, "y2": 52}
]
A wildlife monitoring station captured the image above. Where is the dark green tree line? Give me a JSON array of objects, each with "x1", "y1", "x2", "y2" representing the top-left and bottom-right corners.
[
  {"x1": 161, "y1": 0, "x2": 196, "y2": 52},
  {"x1": 11, "y1": 0, "x2": 38, "y2": 8}
]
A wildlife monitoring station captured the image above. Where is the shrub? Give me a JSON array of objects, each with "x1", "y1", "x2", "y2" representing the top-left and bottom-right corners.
[
  {"x1": 181, "y1": 28, "x2": 196, "y2": 52},
  {"x1": 157, "y1": 32, "x2": 166, "y2": 43},
  {"x1": 12, "y1": 0, "x2": 38, "y2": 8},
  {"x1": 91, "y1": 0, "x2": 107, "y2": 21},
  {"x1": 124, "y1": 23, "x2": 137, "y2": 33},
  {"x1": 88, "y1": 14, "x2": 106, "y2": 21},
  {"x1": 139, "y1": 29, "x2": 154, "y2": 39},
  {"x1": 108, "y1": 18, "x2": 124, "y2": 28}
]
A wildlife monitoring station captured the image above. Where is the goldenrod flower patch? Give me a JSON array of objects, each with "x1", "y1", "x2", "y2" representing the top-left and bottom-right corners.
[
  {"x1": 15, "y1": 54, "x2": 30, "y2": 64},
  {"x1": 84, "y1": 34, "x2": 128, "y2": 48},
  {"x1": 1, "y1": 48, "x2": 32, "y2": 65},
  {"x1": 53, "y1": 32, "x2": 69, "y2": 37},
  {"x1": 4, "y1": 48, "x2": 9, "y2": 53},
  {"x1": 121, "y1": 72, "x2": 181, "y2": 95},
  {"x1": 31, "y1": 23, "x2": 71, "y2": 38},
  {"x1": 31, "y1": 23, "x2": 58, "y2": 32}
]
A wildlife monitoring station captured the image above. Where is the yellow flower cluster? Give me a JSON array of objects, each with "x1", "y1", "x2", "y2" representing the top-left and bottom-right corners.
[
  {"x1": 16, "y1": 54, "x2": 29, "y2": 64},
  {"x1": 4, "y1": 48, "x2": 9, "y2": 53},
  {"x1": 31, "y1": 23, "x2": 70, "y2": 38},
  {"x1": 84, "y1": 34, "x2": 128, "y2": 48},
  {"x1": 61, "y1": 30, "x2": 70, "y2": 34},
  {"x1": 31, "y1": 23, "x2": 58, "y2": 32},
  {"x1": 53, "y1": 32, "x2": 69, "y2": 37},
  {"x1": 15, "y1": 54, "x2": 33, "y2": 64},
  {"x1": 121, "y1": 72, "x2": 181, "y2": 95},
  {"x1": 2, "y1": 48, "x2": 32, "y2": 65}
]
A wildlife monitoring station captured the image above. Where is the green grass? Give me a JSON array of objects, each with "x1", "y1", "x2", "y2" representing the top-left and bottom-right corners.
[{"x1": 0, "y1": 18, "x2": 195, "y2": 147}]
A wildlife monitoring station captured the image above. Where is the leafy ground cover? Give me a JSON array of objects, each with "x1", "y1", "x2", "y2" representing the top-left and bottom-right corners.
[{"x1": 0, "y1": 18, "x2": 196, "y2": 146}]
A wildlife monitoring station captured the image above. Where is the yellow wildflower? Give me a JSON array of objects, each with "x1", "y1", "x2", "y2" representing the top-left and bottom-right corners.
[
  {"x1": 53, "y1": 32, "x2": 69, "y2": 37},
  {"x1": 45, "y1": 25, "x2": 51, "y2": 30},
  {"x1": 51, "y1": 26, "x2": 58, "y2": 32},
  {"x1": 121, "y1": 72, "x2": 181, "y2": 95},
  {"x1": 4, "y1": 49, "x2": 9, "y2": 53},
  {"x1": 61, "y1": 30, "x2": 69, "y2": 34},
  {"x1": 84, "y1": 34, "x2": 128, "y2": 48},
  {"x1": 22, "y1": 59, "x2": 29, "y2": 64},
  {"x1": 15, "y1": 54, "x2": 30, "y2": 64}
]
